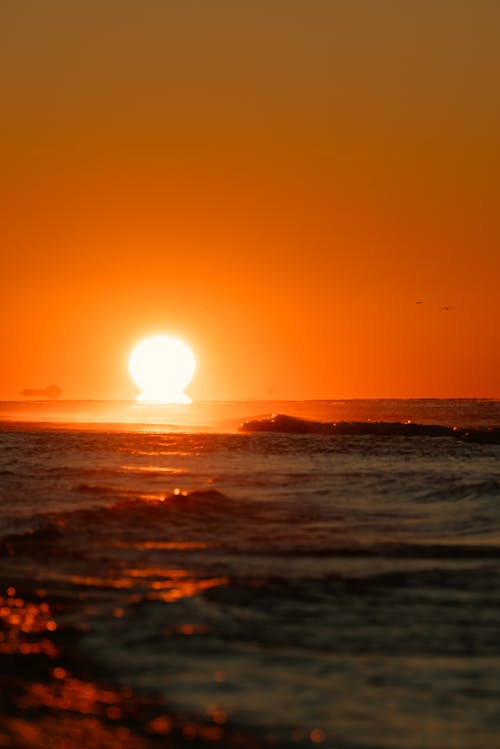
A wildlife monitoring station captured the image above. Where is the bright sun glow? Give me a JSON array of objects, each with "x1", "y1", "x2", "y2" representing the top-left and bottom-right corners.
[{"x1": 129, "y1": 336, "x2": 196, "y2": 403}]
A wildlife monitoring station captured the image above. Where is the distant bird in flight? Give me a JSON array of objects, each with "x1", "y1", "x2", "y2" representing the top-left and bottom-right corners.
[
  {"x1": 441, "y1": 306, "x2": 455, "y2": 311},
  {"x1": 416, "y1": 300, "x2": 423, "y2": 305}
]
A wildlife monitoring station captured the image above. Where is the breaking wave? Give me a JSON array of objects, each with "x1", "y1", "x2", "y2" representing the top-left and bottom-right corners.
[{"x1": 240, "y1": 413, "x2": 500, "y2": 443}]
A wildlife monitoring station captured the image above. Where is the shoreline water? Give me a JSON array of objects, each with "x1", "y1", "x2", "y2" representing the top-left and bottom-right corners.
[
  {"x1": 0, "y1": 577, "x2": 270, "y2": 749},
  {"x1": 1, "y1": 400, "x2": 499, "y2": 748}
]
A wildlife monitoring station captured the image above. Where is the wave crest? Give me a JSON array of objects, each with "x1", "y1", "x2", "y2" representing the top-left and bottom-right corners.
[{"x1": 240, "y1": 413, "x2": 500, "y2": 442}]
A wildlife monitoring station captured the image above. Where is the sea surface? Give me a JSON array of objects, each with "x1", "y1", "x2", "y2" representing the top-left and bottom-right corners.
[{"x1": 0, "y1": 399, "x2": 499, "y2": 749}]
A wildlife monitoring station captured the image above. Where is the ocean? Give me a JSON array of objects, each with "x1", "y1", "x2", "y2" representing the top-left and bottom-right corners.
[{"x1": 0, "y1": 399, "x2": 499, "y2": 749}]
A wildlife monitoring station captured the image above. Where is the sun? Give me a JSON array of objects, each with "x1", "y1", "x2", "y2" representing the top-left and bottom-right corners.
[{"x1": 129, "y1": 336, "x2": 196, "y2": 403}]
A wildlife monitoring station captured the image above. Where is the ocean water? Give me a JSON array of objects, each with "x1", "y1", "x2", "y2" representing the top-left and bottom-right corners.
[{"x1": 0, "y1": 399, "x2": 499, "y2": 749}]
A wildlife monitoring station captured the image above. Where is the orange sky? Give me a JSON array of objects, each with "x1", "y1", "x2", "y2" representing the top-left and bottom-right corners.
[{"x1": 1, "y1": 0, "x2": 499, "y2": 400}]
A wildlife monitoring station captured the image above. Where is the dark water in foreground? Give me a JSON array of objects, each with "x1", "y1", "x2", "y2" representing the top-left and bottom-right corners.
[{"x1": 0, "y1": 400, "x2": 499, "y2": 748}]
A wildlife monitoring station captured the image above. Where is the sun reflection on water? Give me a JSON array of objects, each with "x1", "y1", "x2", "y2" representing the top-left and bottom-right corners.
[
  {"x1": 0, "y1": 585, "x2": 242, "y2": 749},
  {"x1": 0, "y1": 588, "x2": 58, "y2": 658}
]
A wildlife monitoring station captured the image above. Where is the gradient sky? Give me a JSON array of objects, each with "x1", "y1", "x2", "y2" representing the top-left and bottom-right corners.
[{"x1": 1, "y1": 0, "x2": 499, "y2": 400}]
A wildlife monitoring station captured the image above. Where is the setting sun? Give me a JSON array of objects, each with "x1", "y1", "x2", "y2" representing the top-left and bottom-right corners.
[{"x1": 128, "y1": 336, "x2": 195, "y2": 404}]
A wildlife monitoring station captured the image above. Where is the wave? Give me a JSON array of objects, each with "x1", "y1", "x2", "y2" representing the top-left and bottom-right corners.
[
  {"x1": 239, "y1": 413, "x2": 500, "y2": 443},
  {"x1": 2, "y1": 485, "x2": 499, "y2": 565},
  {"x1": 0, "y1": 488, "x2": 236, "y2": 549},
  {"x1": 417, "y1": 478, "x2": 500, "y2": 504}
]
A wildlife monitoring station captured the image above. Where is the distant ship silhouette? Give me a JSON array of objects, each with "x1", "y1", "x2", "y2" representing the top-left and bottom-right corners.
[{"x1": 21, "y1": 385, "x2": 62, "y2": 400}]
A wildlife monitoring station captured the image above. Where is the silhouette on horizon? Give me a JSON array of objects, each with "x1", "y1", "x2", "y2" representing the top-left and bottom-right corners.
[{"x1": 21, "y1": 385, "x2": 62, "y2": 400}]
